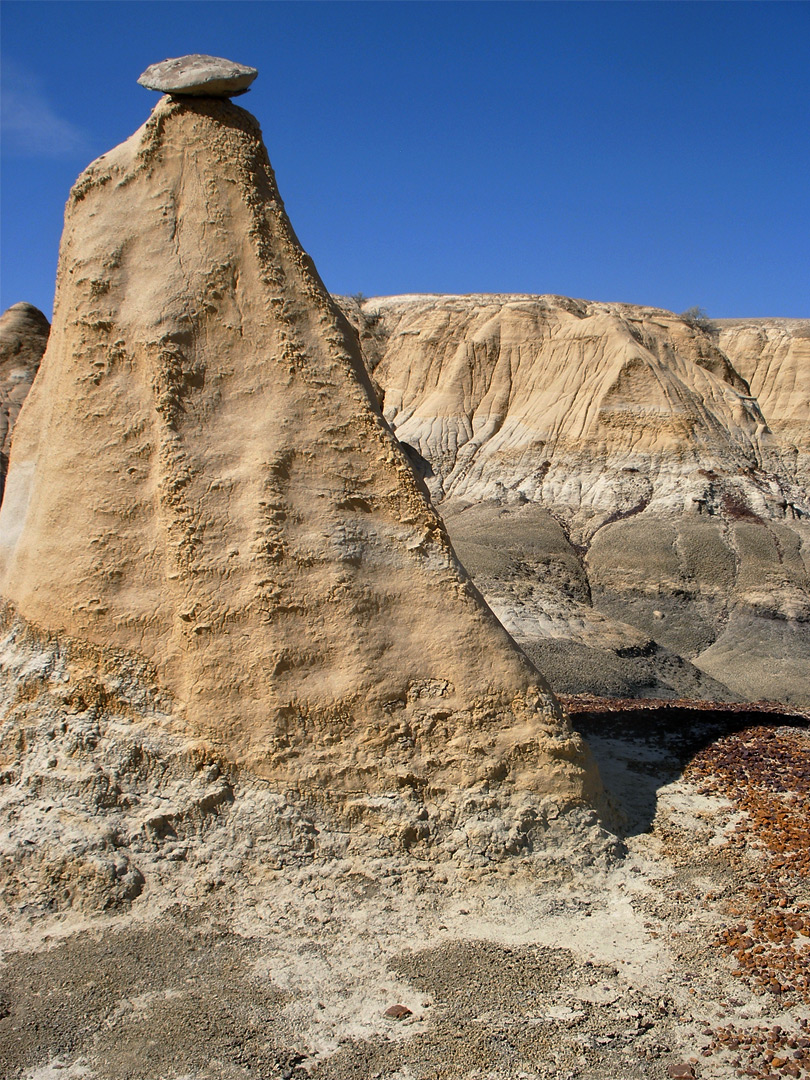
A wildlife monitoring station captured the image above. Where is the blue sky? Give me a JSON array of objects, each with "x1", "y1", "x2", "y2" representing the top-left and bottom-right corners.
[{"x1": 2, "y1": 0, "x2": 808, "y2": 319}]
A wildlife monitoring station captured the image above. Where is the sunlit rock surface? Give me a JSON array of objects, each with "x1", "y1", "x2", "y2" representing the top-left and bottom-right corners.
[
  {"x1": 0, "y1": 102, "x2": 610, "y2": 922},
  {"x1": 348, "y1": 295, "x2": 810, "y2": 705}
]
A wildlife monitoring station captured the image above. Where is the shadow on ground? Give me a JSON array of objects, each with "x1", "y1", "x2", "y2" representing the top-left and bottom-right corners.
[{"x1": 570, "y1": 704, "x2": 810, "y2": 837}]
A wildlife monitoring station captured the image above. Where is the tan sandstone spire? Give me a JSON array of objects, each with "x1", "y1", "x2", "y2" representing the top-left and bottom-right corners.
[{"x1": 0, "y1": 96, "x2": 601, "y2": 810}]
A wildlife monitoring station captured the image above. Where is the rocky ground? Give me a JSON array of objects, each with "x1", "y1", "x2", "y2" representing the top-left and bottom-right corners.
[{"x1": 2, "y1": 702, "x2": 808, "y2": 1080}]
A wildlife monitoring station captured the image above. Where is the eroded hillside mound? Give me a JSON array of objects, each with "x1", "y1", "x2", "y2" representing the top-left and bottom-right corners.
[
  {"x1": 347, "y1": 296, "x2": 810, "y2": 705},
  {"x1": 0, "y1": 302, "x2": 49, "y2": 500}
]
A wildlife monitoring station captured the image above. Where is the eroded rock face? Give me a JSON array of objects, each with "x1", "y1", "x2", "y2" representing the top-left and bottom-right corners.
[
  {"x1": 717, "y1": 318, "x2": 810, "y2": 496},
  {"x1": 0, "y1": 100, "x2": 603, "y2": 842},
  {"x1": 368, "y1": 295, "x2": 805, "y2": 536},
  {"x1": 0, "y1": 302, "x2": 49, "y2": 502},
  {"x1": 357, "y1": 296, "x2": 810, "y2": 705},
  {"x1": 441, "y1": 501, "x2": 742, "y2": 704}
]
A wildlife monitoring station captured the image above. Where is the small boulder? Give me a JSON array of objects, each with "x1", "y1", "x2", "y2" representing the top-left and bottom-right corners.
[
  {"x1": 667, "y1": 1065, "x2": 695, "y2": 1079},
  {"x1": 384, "y1": 1004, "x2": 412, "y2": 1020},
  {"x1": 137, "y1": 54, "x2": 257, "y2": 97}
]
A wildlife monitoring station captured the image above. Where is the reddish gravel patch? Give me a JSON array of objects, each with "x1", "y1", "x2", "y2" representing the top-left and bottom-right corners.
[
  {"x1": 686, "y1": 726, "x2": 810, "y2": 1007},
  {"x1": 701, "y1": 1019, "x2": 810, "y2": 1079},
  {"x1": 569, "y1": 698, "x2": 810, "y2": 1079},
  {"x1": 688, "y1": 725, "x2": 810, "y2": 1079}
]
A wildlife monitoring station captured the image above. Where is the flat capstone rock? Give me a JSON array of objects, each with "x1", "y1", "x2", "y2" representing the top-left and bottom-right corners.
[{"x1": 137, "y1": 54, "x2": 257, "y2": 97}]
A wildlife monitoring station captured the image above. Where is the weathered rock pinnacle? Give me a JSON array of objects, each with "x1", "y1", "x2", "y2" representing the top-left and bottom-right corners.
[{"x1": 0, "y1": 95, "x2": 606, "y2": 836}]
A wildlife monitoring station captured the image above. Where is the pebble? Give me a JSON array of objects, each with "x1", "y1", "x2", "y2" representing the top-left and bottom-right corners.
[
  {"x1": 687, "y1": 727, "x2": 810, "y2": 1005},
  {"x1": 667, "y1": 1065, "x2": 695, "y2": 1079},
  {"x1": 383, "y1": 1004, "x2": 412, "y2": 1020},
  {"x1": 137, "y1": 54, "x2": 257, "y2": 97}
]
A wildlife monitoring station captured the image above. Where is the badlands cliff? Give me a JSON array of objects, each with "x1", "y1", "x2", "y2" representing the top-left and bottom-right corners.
[
  {"x1": 0, "y1": 95, "x2": 608, "y2": 920},
  {"x1": 4, "y1": 281, "x2": 808, "y2": 716},
  {"x1": 345, "y1": 296, "x2": 810, "y2": 706}
]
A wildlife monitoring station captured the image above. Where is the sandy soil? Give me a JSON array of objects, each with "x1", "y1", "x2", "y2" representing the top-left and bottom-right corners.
[{"x1": 2, "y1": 708, "x2": 809, "y2": 1080}]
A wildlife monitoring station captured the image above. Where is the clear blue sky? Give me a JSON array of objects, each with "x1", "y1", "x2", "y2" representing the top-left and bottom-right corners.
[{"x1": 2, "y1": 0, "x2": 808, "y2": 319}]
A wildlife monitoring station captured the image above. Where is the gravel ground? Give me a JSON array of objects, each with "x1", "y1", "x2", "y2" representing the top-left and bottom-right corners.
[{"x1": 2, "y1": 705, "x2": 809, "y2": 1080}]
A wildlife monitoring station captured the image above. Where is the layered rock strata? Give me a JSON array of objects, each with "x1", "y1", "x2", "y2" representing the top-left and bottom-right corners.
[
  {"x1": 0, "y1": 97, "x2": 604, "y2": 878},
  {"x1": 352, "y1": 296, "x2": 810, "y2": 705},
  {"x1": 366, "y1": 295, "x2": 807, "y2": 534},
  {"x1": 717, "y1": 318, "x2": 810, "y2": 498}
]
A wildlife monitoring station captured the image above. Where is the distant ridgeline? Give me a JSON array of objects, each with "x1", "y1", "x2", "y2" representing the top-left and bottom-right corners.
[{"x1": 343, "y1": 295, "x2": 810, "y2": 707}]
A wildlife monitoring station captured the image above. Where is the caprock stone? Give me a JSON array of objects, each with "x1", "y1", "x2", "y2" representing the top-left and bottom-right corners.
[
  {"x1": 137, "y1": 54, "x2": 257, "y2": 97},
  {"x1": 0, "y1": 94, "x2": 607, "y2": 848}
]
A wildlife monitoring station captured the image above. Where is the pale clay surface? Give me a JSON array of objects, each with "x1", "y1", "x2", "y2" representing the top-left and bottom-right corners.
[{"x1": 2, "y1": 670, "x2": 806, "y2": 1078}]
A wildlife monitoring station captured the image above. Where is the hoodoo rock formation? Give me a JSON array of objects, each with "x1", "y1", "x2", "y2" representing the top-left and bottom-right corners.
[
  {"x1": 0, "y1": 302, "x2": 50, "y2": 502},
  {"x1": 348, "y1": 295, "x2": 810, "y2": 705},
  {"x1": 0, "y1": 92, "x2": 604, "y2": 848},
  {"x1": 5, "y1": 68, "x2": 810, "y2": 1080}
]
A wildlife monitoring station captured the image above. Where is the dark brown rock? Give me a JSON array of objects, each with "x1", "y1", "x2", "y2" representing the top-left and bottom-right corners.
[{"x1": 383, "y1": 1004, "x2": 412, "y2": 1020}]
